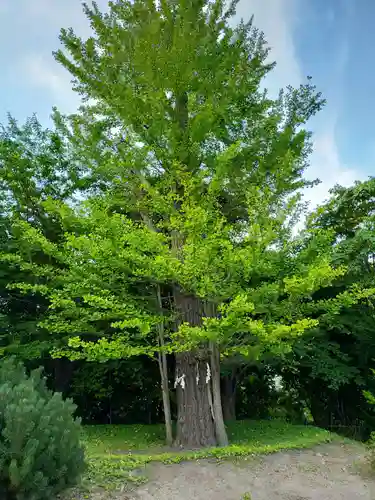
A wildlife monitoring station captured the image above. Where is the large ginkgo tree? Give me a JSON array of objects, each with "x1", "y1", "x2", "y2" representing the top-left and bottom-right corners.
[{"x1": 7, "y1": 0, "x2": 352, "y2": 448}]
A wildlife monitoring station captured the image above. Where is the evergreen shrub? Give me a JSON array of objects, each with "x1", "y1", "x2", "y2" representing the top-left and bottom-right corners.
[{"x1": 0, "y1": 357, "x2": 85, "y2": 499}]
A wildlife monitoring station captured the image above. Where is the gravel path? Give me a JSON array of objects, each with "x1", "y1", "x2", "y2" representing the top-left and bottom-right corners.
[{"x1": 129, "y1": 443, "x2": 375, "y2": 500}]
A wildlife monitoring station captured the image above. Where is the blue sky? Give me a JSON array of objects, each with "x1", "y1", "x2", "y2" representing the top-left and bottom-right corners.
[{"x1": 0, "y1": 0, "x2": 372, "y2": 207}]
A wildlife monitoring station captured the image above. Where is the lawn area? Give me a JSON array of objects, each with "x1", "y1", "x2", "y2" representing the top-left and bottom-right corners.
[
  {"x1": 83, "y1": 419, "x2": 333, "y2": 456},
  {"x1": 80, "y1": 420, "x2": 335, "y2": 492}
]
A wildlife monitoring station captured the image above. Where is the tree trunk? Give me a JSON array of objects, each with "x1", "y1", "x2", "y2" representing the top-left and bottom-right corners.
[
  {"x1": 156, "y1": 285, "x2": 173, "y2": 446},
  {"x1": 221, "y1": 369, "x2": 237, "y2": 422},
  {"x1": 175, "y1": 351, "x2": 217, "y2": 448},
  {"x1": 310, "y1": 394, "x2": 330, "y2": 429},
  {"x1": 157, "y1": 349, "x2": 173, "y2": 446},
  {"x1": 173, "y1": 291, "x2": 228, "y2": 448},
  {"x1": 210, "y1": 342, "x2": 229, "y2": 446},
  {"x1": 174, "y1": 291, "x2": 217, "y2": 448},
  {"x1": 52, "y1": 358, "x2": 74, "y2": 393}
]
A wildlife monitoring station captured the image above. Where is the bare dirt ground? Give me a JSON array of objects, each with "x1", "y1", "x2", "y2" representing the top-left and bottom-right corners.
[{"x1": 126, "y1": 443, "x2": 375, "y2": 500}]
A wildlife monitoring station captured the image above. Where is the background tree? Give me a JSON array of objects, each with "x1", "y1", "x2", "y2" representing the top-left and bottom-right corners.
[
  {"x1": 278, "y1": 178, "x2": 375, "y2": 438},
  {"x1": 0, "y1": 114, "x2": 84, "y2": 363}
]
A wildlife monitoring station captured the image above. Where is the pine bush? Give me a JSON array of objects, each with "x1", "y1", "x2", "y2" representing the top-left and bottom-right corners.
[{"x1": 0, "y1": 357, "x2": 85, "y2": 500}]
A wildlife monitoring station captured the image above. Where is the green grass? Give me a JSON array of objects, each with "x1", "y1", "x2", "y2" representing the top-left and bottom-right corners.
[
  {"x1": 82, "y1": 423, "x2": 166, "y2": 455},
  {"x1": 80, "y1": 419, "x2": 336, "y2": 492}
]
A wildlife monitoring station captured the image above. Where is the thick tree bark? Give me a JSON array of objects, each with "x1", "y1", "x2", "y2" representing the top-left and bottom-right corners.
[
  {"x1": 221, "y1": 369, "x2": 237, "y2": 422},
  {"x1": 174, "y1": 292, "x2": 217, "y2": 447},
  {"x1": 173, "y1": 291, "x2": 228, "y2": 448},
  {"x1": 175, "y1": 351, "x2": 217, "y2": 447}
]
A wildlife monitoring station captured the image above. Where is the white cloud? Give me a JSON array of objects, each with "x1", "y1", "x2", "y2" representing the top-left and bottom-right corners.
[
  {"x1": 18, "y1": 0, "x2": 109, "y2": 115},
  {"x1": 234, "y1": 0, "x2": 302, "y2": 90},
  {"x1": 234, "y1": 0, "x2": 363, "y2": 211},
  {"x1": 21, "y1": 55, "x2": 79, "y2": 113},
  {"x1": 20, "y1": 0, "x2": 101, "y2": 37},
  {"x1": 306, "y1": 123, "x2": 361, "y2": 206}
]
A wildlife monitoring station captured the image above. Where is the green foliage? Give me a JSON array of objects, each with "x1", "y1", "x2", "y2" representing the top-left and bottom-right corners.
[
  {"x1": 67, "y1": 358, "x2": 164, "y2": 424},
  {"x1": 364, "y1": 385, "x2": 375, "y2": 470},
  {"x1": 0, "y1": 114, "x2": 85, "y2": 209},
  {"x1": 278, "y1": 178, "x2": 375, "y2": 438},
  {"x1": 367, "y1": 432, "x2": 375, "y2": 471},
  {"x1": 0, "y1": 114, "x2": 87, "y2": 360},
  {"x1": 234, "y1": 367, "x2": 279, "y2": 420},
  {"x1": 308, "y1": 178, "x2": 375, "y2": 238},
  {"x1": 364, "y1": 388, "x2": 375, "y2": 406},
  {"x1": 6, "y1": 194, "x2": 358, "y2": 378},
  {"x1": 0, "y1": 358, "x2": 85, "y2": 500}
]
